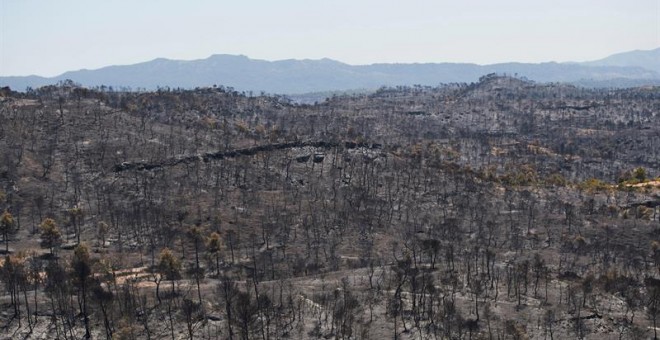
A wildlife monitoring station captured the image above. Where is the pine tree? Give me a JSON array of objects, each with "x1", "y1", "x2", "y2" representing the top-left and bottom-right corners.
[{"x1": 0, "y1": 210, "x2": 16, "y2": 253}]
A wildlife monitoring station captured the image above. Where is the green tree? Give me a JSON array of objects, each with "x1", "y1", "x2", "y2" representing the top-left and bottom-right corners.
[
  {"x1": 71, "y1": 243, "x2": 93, "y2": 338},
  {"x1": 0, "y1": 210, "x2": 16, "y2": 252},
  {"x1": 207, "y1": 232, "x2": 223, "y2": 277},
  {"x1": 40, "y1": 218, "x2": 63, "y2": 255},
  {"x1": 158, "y1": 248, "x2": 182, "y2": 297},
  {"x1": 633, "y1": 167, "x2": 647, "y2": 182}
]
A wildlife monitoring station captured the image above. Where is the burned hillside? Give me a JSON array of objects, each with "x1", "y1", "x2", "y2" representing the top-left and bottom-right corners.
[{"x1": 0, "y1": 76, "x2": 659, "y2": 339}]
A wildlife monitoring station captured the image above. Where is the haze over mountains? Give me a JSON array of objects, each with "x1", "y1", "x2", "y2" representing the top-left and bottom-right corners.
[
  {"x1": 583, "y1": 47, "x2": 660, "y2": 73},
  {"x1": 2, "y1": 48, "x2": 660, "y2": 94}
]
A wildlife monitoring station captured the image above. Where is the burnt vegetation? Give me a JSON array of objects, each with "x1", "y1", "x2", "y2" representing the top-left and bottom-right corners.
[{"x1": 0, "y1": 75, "x2": 659, "y2": 339}]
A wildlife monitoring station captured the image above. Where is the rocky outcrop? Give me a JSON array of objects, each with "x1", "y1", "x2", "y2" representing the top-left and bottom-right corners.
[{"x1": 114, "y1": 140, "x2": 382, "y2": 172}]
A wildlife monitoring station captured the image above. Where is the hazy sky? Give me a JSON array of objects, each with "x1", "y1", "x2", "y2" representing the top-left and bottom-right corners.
[{"x1": 1, "y1": 0, "x2": 658, "y2": 77}]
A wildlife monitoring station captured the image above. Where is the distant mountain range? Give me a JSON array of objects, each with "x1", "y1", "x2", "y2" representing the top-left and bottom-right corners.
[
  {"x1": 583, "y1": 47, "x2": 660, "y2": 74},
  {"x1": 2, "y1": 48, "x2": 660, "y2": 93}
]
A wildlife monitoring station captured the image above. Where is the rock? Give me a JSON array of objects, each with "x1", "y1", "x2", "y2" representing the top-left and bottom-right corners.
[
  {"x1": 61, "y1": 242, "x2": 77, "y2": 250},
  {"x1": 207, "y1": 315, "x2": 222, "y2": 321},
  {"x1": 296, "y1": 155, "x2": 310, "y2": 163}
]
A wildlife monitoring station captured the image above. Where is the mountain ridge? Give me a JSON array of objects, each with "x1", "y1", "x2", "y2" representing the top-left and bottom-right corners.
[
  {"x1": 582, "y1": 47, "x2": 660, "y2": 73},
  {"x1": 2, "y1": 48, "x2": 660, "y2": 93}
]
